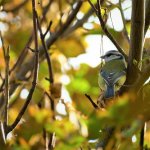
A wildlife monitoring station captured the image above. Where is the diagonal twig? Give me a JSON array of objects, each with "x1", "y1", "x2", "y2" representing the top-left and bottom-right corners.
[
  {"x1": 85, "y1": 94, "x2": 99, "y2": 109},
  {"x1": 36, "y1": 13, "x2": 54, "y2": 84},
  {"x1": 88, "y1": 0, "x2": 128, "y2": 61},
  {"x1": 10, "y1": 0, "x2": 54, "y2": 74},
  {"x1": 3, "y1": 0, "x2": 83, "y2": 102}
]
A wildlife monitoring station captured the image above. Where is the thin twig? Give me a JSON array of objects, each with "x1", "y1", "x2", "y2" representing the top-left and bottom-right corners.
[
  {"x1": 58, "y1": 0, "x2": 63, "y2": 26},
  {"x1": 0, "y1": 71, "x2": 3, "y2": 83},
  {"x1": 88, "y1": 0, "x2": 128, "y2": 61},
  {"x1": 3, "y1": 0, "x2": 82, "y2": 102},
  {"x1": 7, "y1": 0, "x2": 39, "y2": 133},
  {"x1": 10, "y1": 35, "x2": 33, "y2": 73},
  {"x1": 27, "y1": 46, "x2": 36, "y2": 52},
  {"x1": 43, "y1": 20, "x2": 53, "y2": 38},
  {"x1": 88, "y1": 0, "x2": 97, "y2": 13},
  {"x1": 36, "y1": 13, "x2": 54, "y2": 83},
  {"x1": 85, "y1": 94, "x2": 99, "y2": 109},
  {"x1": 10, "y1": 0, "x2": 53, "y2": 74},
  {"x1": 0, "y1": 31, "x2": 6, "y2": 61},
  {"x1": 45, "y1": 91, "x2": 55, "y2": 149},
  {"x1": 3, "y1": 46, "x2": 10, "y2": 140},
  {"x1": 0, "y1": 80, "x2": 5, "y2": 92},
  {"x1": 119, "y1": 0, "x2": 130, "y2": 43},
  {"x1": 45, "y1": 0, "x2": 83, "y2": 47},
  {"x1": 144, "y1": 0, "x2": 150, "y2": 35},
  {"x1": 140, "y1": 123, "x2": 145, "y2": 150},
  {"x1": 0, "y1": 32, "x2": 6, "y2": 93},
  {"x1": 45, "y1": 92, "x2": 55, "y2": 120},
  {"x1": 63, "y1": 7, "x2": 94, "y2": 36},
  {"x1": 36, "y1": 6, "x2": 55, "y2": 149}
]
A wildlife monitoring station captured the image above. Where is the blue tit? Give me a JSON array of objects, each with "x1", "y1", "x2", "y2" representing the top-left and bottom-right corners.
[{"x1": 99, "y1": 50, "x2": 126, "y2": 99}]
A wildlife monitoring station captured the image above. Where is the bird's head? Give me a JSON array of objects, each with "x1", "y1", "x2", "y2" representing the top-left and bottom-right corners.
[{"x1": 100, "y1": 50, "x2": 124, "y2": 62}]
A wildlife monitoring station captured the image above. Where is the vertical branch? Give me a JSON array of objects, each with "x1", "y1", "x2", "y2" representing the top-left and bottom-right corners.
[
  {"x1": 36, "y1": 12, "x2": 55, "y2": 149},
  {"x1": 3, "y1": 46, "x2": 10, "y2": 139},
  {"x1": 0, "y1": 31, "x2": 6, "y2": 61},
  {"x1": 36, "y1": 15, "x2": 54, "y2": 83},
  {"x1": 144, "y1": 0, "x2": 150, "y2": 34},
  {"x1": 125, "y1": 0, "x2": 145, "y2": 86},
  {"x1": 32, "y1": 0, "x2": 39, "y2": 84},
  {"x1": 7, "y1": 0, "x2": 39, "y2": 133},
  {"x1": 0, "y1": 32, "x2": 6, "y2": 93},
  {"x1": 10, "y1": 0, "x2": 53, "y2": 74},
  {"x1": 36, "y1": 6, "x2": 56, "y2": 148},
  {"x1": 140, "y1": 124, "x2": 145, "y2": 150},
  {"x1": 4, "y1": 47, "x2": 10, "y2": 124}
]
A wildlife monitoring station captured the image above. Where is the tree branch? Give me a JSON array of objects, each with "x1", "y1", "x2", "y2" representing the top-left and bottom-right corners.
[
  {"x1": 44, "y1": 0, "x2": 83, "y2": 48},
  {"x1": 0, "y1": 0, "x2": 83, "y2": 106},
  {"x1": 36, "y1": 14, "x2": 54, "y2": 84},
  {"x1": 3, "y1": 46, "x2": 10, "y2": 141},
  {"x1": 10, "y1": 0, "x2": 53, "y2": 74},
  {"x1": 0, "y1": 31, "x2": 6, "y2": 61},
  {"x1": 125, "y1": 0, "x2": 145, "y2": 86},
  {"x1": 10, "y1": 35, "x2": 33, "y2": 73},
  {"x1": 7, "y1": 0, "x2": 39, "y2": 133},
  {"x1": 88, "y1": 0, "x2": 128, "y2": 61},
  {"x1": 63, "y1": 8, "x2": 94, "y2": 36},
  {"x1": 144, "y1": 0, "x2": 150, "y2": 35},
  {"x1": 85, "y1": 94, "x2": 99, "y2": 109}
]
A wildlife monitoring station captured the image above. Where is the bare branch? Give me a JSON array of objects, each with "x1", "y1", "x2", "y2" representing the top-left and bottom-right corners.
[
  {"x1": 10, "y1": 35, "x2": 33, "y2": 73},
  {"x1": 7, "y1": 0, "x2": 39, "y2": 133},
  {"x1": 36, "y1": 13, "x2": 54, "y2": 84},
  {"x1": 85, "y1": 94, "x2": 99, "y2": 109},
  {"x1": 43, "y1": 20, "x2": 53, "y2": 38},
  {"x1": 3, "y1": 46, "x2": 10, "y2": 140},
  {"x1": 145, "y1": 0, "x2": 150, "y2": 34},
  {"x1": 125, "y1": 0, "x2": 145, "y2": 86},
  {"x1": 63, "y1": 8, "x2": 94, "y2": 36},
  {"x1": 27, "y1": 46, "x2": 36, "y2": 52},
  {"x1": 0, "y1": 31, "x2": 6, "y2": 61},
  {"x1": 45, "y1": 0, "x2": 83, "y2": 47},
  {"x1": 87, "y1": 0, "x2": 97, "y2": 13},
  {"x1": 45, "y1": 92, "x2": 55, "y2": 119},
  {"x1": 2, "y1": 0, "x2": 83, "y2": 102},
  {"x1": 140, "y1": 125, "x2": 145, "y2": 149},
  {"x1": 88, "y1": 0, "x2": 128, "y2": 61},
  {"x1": 10, "y1": 0, "x2": 53, "y2": 74}
]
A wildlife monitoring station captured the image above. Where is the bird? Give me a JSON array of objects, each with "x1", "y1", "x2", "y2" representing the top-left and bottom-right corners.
[{"x1": 99, "y1": 50, "x2": 126, "y2": 99}]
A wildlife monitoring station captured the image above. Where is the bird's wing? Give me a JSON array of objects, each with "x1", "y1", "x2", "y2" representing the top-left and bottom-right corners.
[
  {"x1": 100, "y1": 69, "x2": 126, "y2": 86},
  {"x1": 100, "y1": 70, "x2": 115, "y2": 85}
]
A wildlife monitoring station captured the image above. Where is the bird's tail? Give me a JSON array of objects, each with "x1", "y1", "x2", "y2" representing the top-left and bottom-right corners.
[{"x1": 105, "y1": 84, "x2": 115, "y2": 99}]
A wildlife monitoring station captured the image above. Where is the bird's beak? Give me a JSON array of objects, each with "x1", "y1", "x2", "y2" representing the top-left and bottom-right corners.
[{"x1": 100, "y1": 55, "x2": 105, "y2": 59}]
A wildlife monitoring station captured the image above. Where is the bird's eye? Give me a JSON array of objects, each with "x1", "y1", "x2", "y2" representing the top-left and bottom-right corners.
[{"x1": 106, "y1": 54, "x2": 112, "y2": 57}]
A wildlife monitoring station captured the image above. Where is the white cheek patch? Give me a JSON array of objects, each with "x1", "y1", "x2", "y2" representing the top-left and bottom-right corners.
[{"x1": 105, "y1": 55, "x2": 120, "y2": 62}]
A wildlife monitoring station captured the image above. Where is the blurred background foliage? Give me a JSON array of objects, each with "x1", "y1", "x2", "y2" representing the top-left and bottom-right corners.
[{"x1": 0, "y1": 0, "x2": 150, "y2": 149}]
